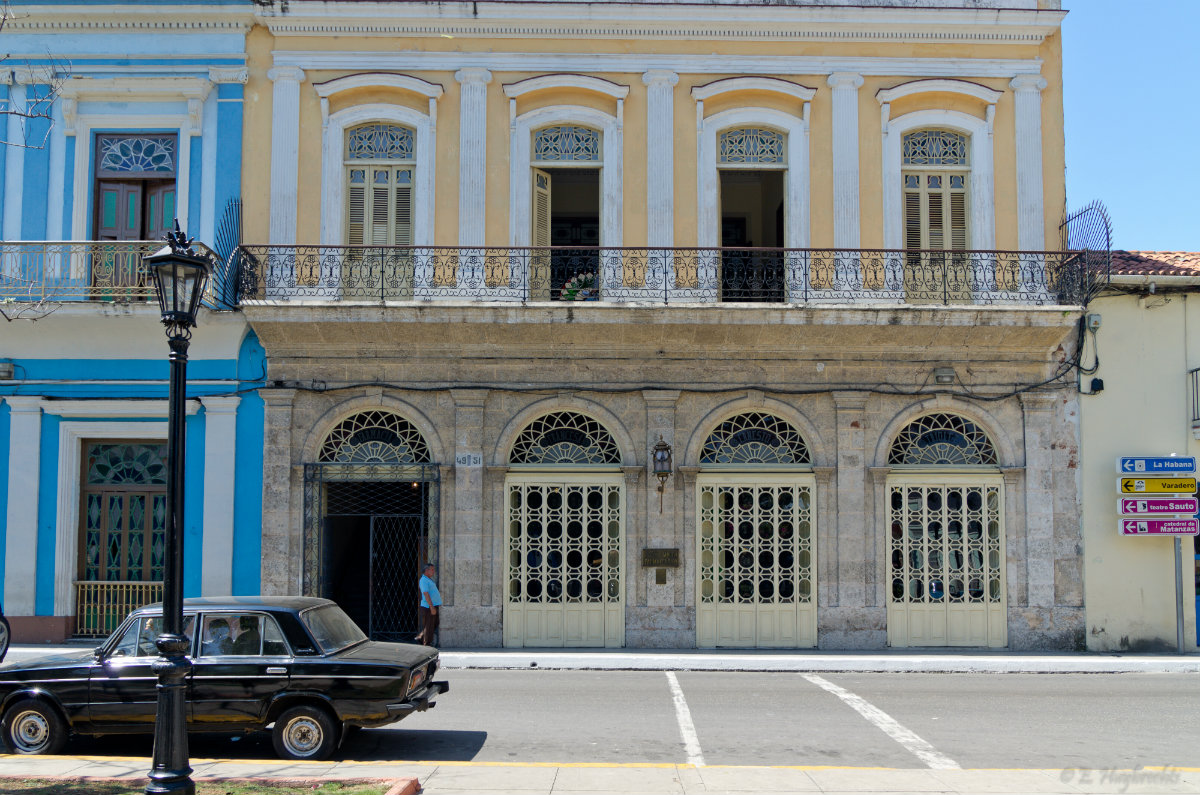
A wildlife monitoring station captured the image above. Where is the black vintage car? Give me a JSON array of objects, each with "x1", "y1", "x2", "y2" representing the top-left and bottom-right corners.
[{"x1": 0, "y1": 596, "x2": 448, "y2": 760}]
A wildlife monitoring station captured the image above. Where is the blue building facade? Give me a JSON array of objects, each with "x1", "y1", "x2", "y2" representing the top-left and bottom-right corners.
[{"x1": 0, "y1": 0, "x2": 261, "y2": 641}]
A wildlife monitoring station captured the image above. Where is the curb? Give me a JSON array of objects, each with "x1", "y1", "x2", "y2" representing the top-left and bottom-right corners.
[{"x1": 0, "y1": 775, "x2": 422, "y2": 794}]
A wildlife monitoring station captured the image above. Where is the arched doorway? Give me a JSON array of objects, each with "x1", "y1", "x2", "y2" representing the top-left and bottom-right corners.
[
  {"x1": 885, "y1": 412, "x2": 1007, "y2": 647},
  {"x1": 503, "y1": 411, "x2": 624, "y2": 648},
  {"x1": 303, "y1": 410, "x2": 439, "y2": 641},
  {"x1": 696, "y1": 411, "x2": 816, "y2": 648}
]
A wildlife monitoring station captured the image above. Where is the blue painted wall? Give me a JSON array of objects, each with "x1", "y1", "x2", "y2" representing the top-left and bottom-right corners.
[
  {"x1": 21, "y1": 85, "x2": 52, "y2": 240},
  {"x1": 0, "y1": 83, "x2": 7, "y2": 227},
  {"x1": 233, "y1": 332, "x2": 266, "y2": 594},
  {"x1": 0, "y1": 402, "x2": 9, "y2": 584},
  {"x1": 34, "y1": 413, "x2": 60, "y2": 615}
]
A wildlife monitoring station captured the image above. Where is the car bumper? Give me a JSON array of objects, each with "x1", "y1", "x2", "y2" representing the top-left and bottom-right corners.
[{"x1": 386, "y1": 680, "x2": 449, "y2": 719}]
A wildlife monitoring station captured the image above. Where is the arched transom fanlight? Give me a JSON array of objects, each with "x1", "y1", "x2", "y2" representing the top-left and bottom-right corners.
[
  {"x1": 700, "y1": 412, "x2": 810, "y2": 465},
  {"x1": 98, "y1": 135, "x2": 176, "y2": 174},
  {"x1": 719, "y1": 127, "x2": 786, "y2": 165},
  {"x1": 346, "y1": 123, "x2": 415, "y2": 161},
  {"x1": 319, "y1": 410, "x2": 432, "y2": 464},
  {"x1": 888, "y1": 413, "x2": 997, "y2": 466},
  {"x1": 532, "y1": 126, "x2": 600, "y2": 162},
  {"x1": 510, "y1": 411, "x2": 620, "y2": 465},
  {"x1": 902, "y1": 129, "x2": 968, "y2": 167}
]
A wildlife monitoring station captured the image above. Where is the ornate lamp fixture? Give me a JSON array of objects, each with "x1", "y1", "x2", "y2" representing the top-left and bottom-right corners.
[{"x1": 651, "y1": 436, "x2": 674, "y2": 513}]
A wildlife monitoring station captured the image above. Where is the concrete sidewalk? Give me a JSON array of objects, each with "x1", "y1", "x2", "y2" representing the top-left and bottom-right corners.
[
  {"x1": 7, "y1": 642, "x2": 1200, "y2": 673},
  {"x1": 0, "y1": 754, "x2": 1196, "y2": 795}
]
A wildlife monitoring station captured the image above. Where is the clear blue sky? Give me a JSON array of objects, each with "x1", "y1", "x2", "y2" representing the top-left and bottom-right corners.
[{"x1": 1063, "y1": 1, "x2": 1200, "y2": 252}]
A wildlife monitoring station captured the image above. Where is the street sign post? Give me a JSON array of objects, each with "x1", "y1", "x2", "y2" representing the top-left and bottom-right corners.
[
  {"x1": 1118, "y1": 519, "x2": 1200, "y2": 536},
  {"x1": 1116, "y1": 456, "x2": 1197, "y2": 475},
  {"x1": 1117, "y1": 477, "x2": 1197, "y2": 494},
  {"x1": 1118, "y1": 497, "x2": 1199, "y2": 515}
]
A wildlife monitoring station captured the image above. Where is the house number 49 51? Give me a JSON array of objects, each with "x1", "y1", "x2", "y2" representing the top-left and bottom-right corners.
[{"x1": 455, "y1": 453, "x2": 482, "y2": 467}]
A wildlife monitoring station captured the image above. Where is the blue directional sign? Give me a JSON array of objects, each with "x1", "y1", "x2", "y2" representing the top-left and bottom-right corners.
[{"x1": 1116, "y1": 456, "x2": 1197, "y2": 475}]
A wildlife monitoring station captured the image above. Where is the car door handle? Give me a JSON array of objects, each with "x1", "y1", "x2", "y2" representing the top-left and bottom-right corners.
[{"x1": 266, "y1": 667, "x2": 288, "y2": 675}]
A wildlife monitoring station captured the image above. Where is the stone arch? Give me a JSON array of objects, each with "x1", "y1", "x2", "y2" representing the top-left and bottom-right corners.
[
  {"x1": 871, "y1": 395, "x2": 1016, "y2": 468},
  {"x1": 684, "y1": 396, "x2": 826, "y2": 468},
  {"x1": 493, "y1": 396, "x2": 636, "y2": 467},
  {"x1": 302, "y1": 395, "x2": 447, "y2": 465}
]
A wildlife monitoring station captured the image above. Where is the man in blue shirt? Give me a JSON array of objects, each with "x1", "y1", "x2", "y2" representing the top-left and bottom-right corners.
[{"x1": 417, "y1": 563, "x2": 441, "y2": 646}]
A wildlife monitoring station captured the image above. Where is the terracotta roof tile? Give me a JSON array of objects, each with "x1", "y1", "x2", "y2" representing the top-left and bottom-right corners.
[{"x1": 1110, "y1": 251, "x2": 1200, "y2": 277}]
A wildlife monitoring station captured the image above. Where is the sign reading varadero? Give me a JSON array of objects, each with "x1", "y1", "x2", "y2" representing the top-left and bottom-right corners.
[{"x1": 1117, "y1": 478, "x2": 1197, "y2": 495}]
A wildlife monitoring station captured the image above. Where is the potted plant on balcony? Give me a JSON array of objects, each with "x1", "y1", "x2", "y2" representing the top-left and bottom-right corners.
[{"x1": 561, "y1": 271, "x2": 598, "y2": 301}]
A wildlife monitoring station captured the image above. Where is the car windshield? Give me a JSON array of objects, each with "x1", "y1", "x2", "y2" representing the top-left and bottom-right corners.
[{"x1": 300, "y1": 604, "x2": 368, "y2": 654}]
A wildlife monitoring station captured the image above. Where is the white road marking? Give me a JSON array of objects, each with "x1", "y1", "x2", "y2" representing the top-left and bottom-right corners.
[
  {"x1": 802, "y1": 673, "x2": 960, "y2": 770},
  {"x1": 665, "y1": 671, "x2": 705, "y2": 767}
]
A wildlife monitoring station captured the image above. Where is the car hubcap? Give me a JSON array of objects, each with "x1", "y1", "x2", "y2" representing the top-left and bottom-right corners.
[
  {"x1": 284, "y1": 717, "x2": 322, "y2": 756},
  {"x1": 12, "y1": 711, "x2": 49, "y2": 752}
]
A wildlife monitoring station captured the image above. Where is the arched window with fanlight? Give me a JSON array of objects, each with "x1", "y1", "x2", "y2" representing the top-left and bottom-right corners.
[
  {"x1": 717, "y1": 126, "x2": 787, "y2": 302},
  {"x1": 884, "y1": 412, "x2": 1006, "y2": 648},
  {"x1": 902, "y1": 129, "x2": 969, "y2": 251},
  {"x1": 530, "y1": 125, "x2": 603, "y2": 301},
  {"x1": 344, "y1": 123, "x2": 416, "y2": 246}
]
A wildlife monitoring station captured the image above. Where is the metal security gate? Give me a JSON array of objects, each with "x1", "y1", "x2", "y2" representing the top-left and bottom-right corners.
[
  {"x1": 697, "y1": 476, "x2": 816, "y2": 648},
  {"x1": 886, "y1": 476, "x2": 1006, "y2": 647},
  {"x1": 304, "y1": 464, "x2": 439, "y2": 642},
  {"x1": 504, "y1": 475, "x2": 624, "y2": 648}
]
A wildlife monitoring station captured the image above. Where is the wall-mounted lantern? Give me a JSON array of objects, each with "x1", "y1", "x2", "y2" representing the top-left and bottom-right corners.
[{"x1": 651, "y1": 436, "x2": 673, "y2": 513}]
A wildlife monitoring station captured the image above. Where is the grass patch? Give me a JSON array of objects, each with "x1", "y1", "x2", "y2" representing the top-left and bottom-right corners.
[{"x1": 0, "y1": 779, "x2": 396, "y2": 795}]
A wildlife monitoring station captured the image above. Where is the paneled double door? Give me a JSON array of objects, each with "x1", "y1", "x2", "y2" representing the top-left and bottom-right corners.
[
  {"x1": 696, "y1": 475, "x2": 817, "y2": 648},
  {"x1": 503, "y1": 475, "x2": 625, "y2": 648}
]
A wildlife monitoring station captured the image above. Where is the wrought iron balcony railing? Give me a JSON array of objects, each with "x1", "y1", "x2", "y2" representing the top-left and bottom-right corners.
[
  {"x1": 0, "y1": 240, "x2": 234, "y2": 309},
  {"x1": 235, "y1": 246, "x2": 1096, "y2": 307}
]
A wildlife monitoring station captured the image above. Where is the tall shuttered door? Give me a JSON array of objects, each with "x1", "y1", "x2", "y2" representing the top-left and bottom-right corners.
[
  {"x1": 504, "y1": 476, "x2": 624, "y2": 648},
  {"x1": 886, "y1": 478, "x2": 1006, "y2": 647},
  {"x1": 347, "y1": 167, "x2": 413, "y2": 246},
  {"x1": 697, "y1": 477, "x2": 816, "y2": 648},
  {"x1": 903, "y1": 172, "x2": 967, "y2": 251}
]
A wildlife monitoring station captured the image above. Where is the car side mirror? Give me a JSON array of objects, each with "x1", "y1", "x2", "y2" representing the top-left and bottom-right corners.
[{"x1": 93, "y1": 647, "x2": 104, "y2": 661}]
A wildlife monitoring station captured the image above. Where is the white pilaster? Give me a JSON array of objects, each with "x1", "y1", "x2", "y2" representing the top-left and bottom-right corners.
[
  {"x1": 456, "y1": 68, "x2": 492, "y2": 246},
  {"x1": 4, "y1": 397, "x2": 42, "y2": 616},
  {"x1": 1011, "y1": 75, "x2": 1048, "y2": 251},
  {"x1": 268, "y1": 66, "x2": 305, "y2": 245},
  {"x1": 828, "y1": 72, "x2": 864, "y2": 250},
  {"x1": 642, "y1": 70, "x2": 679, "y2": 249},
  {"x1": 199, "y1": 396, "x2": 240, "y2": 596}
]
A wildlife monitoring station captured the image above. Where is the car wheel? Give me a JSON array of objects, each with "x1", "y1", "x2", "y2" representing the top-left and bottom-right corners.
[
  {"x1": 3, "y1": 699, "x2": 68, "y2": 755},
  {"x1": 273, "y1": 705, "x2": 338, "y2": 761}
]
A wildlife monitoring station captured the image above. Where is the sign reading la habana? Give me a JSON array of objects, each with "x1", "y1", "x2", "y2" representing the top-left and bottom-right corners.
[
  {"x1": 1117, "y1": 477, "x2": 1197, "y2": 495},
  {"x1": 1116, "y1": 456, "x2": 1197, "y2": 475},
  {"x1": 1119, "y1": 518, "x2": 1199, "y2": 536}
]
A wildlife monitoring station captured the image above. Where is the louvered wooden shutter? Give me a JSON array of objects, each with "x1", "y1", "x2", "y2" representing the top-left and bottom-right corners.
[
  {"x1": 903, "y1": 176, "x2": 922, "y2": 251},
  {"x1": 394, "y1": 169, "x2": 413, "y2": 246},
  {"x1": 347, "y1": 168, "x2": 366, "y2": 245},
  {"x1": 370, "y1": 168, "x2": 391, "y2": 245},
  {"x1": 903, "y1": 171, "x2": 968, "y2": 249},
  {"x1": 949, "y1": 180, "x2": 967, "y2": 250},
  {"x1": 532, "y1": 168, "x2": 552, "y2": 247}
]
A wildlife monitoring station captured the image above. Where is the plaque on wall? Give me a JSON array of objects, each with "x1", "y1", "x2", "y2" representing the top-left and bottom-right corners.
[{"x1": 641, "y1": 548, "x2": 680, "y2": 568}]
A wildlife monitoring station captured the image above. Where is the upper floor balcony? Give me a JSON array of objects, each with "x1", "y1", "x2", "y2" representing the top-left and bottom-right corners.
[
  {"x1": 235, "y1": 245, "x2": 1097, "y2": 307},
  {"x1": 0, "y1": 241, "x2": 234, "y2": 312}
]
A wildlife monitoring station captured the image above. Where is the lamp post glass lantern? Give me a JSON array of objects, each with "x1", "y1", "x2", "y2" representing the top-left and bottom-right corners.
[
  {"x1": 143, "y1": 222, "x2": 209, "y2": 795},
  {"x1": 652, "y1": 436, "x2": 673, "y2": 512}
]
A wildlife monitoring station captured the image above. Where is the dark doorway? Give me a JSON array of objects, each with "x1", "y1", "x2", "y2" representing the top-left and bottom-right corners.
[
  {"x1": 719, "y1": 169, "x2": 785, "y2": 301},
  {"x1": 322, "y1": 481, "x2": 430, "y2": 641},
  {"x1": 531, "y1": 167, "x2": 601, "y2": 299}
]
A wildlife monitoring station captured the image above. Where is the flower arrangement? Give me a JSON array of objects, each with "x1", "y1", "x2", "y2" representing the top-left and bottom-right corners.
[{"x1": 560, "y1": 271, "x2": 598, "y2": 301}]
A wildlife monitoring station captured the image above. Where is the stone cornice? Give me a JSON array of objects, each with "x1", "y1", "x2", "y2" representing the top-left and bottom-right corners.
[
  {"x1": 257, "y1": 4, "x2": 1063, "y2": 45},
  {"x1": 272, "y1": 50, "x2": 1044, "y2": 79}
]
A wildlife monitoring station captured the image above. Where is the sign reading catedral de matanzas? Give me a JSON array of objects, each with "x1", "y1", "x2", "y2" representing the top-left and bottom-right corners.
[{"x1": 1116, "y1": 456, "x2": 1199, "y2": 536}]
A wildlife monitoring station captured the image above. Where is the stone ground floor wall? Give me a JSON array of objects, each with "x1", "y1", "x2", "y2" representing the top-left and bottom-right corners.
[{"x1": 257, "y1": 382, "x2": 1085, "y2": 650}]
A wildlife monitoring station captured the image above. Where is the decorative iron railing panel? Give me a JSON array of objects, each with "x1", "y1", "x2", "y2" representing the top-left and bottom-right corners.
[
  {"x1": 0, "y1": 240, "x2": 231, "y2": 309},
  {"x1": 236, "y1": 246, "x2": 1093, "y2": 307},
  {"x1": 75, "y1": 580, "x2": 163, "y2": 637}
]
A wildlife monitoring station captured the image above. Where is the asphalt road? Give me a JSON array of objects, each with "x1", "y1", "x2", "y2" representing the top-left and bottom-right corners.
[{"x1": 57, "y1": 669, "x2": 1200, "y2": 771}]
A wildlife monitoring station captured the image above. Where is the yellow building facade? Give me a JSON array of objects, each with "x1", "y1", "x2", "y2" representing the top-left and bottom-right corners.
[{"x1": 237, "y1": 0, "x2": 1089, "y2": 649}]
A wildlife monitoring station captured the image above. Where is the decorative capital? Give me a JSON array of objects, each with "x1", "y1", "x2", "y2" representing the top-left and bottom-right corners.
[
  {"x1": 827, "y1": 72, "x2": 864, "y2": 90},
  {"x1": 62, "y1": 97, "x2": 77, "y2": 135},
  {"x1": 199, "y1": 395, "x2": 242, "y2": 414},
  {"x1": 455, "y1": 68, "x2": 493, "y2": 86},
  {"x1": 209, "y1": 66, "x2": 249, "y2": 85},
  {"x1": 0, "y1": 70, "x2": 12, "y2": 87},
  {"x1": 642, "y1": 389, "x2": 681, "y2": 408},
  {"x1": 186, "y1": 97, "x2": 203, "y2": 135},
  {"x1": 267, "y1": 66, "x2": 306, "y2": 85},
  {"x1": 1009, "y1": 75, "x2": 1048, "y2": 94},
  {"x1": 642, "y1": 70, "x2": 679, "y2": 88}
]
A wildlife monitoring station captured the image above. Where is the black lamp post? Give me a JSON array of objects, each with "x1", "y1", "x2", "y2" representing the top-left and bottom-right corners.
[{"x1": 143, "y1": 222, "x2": 210, "y2": 795}]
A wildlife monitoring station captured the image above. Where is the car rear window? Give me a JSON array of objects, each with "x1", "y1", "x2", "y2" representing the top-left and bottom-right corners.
[{"x1": 300, "y1": 604, "x2": 368, "y2": 654}]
